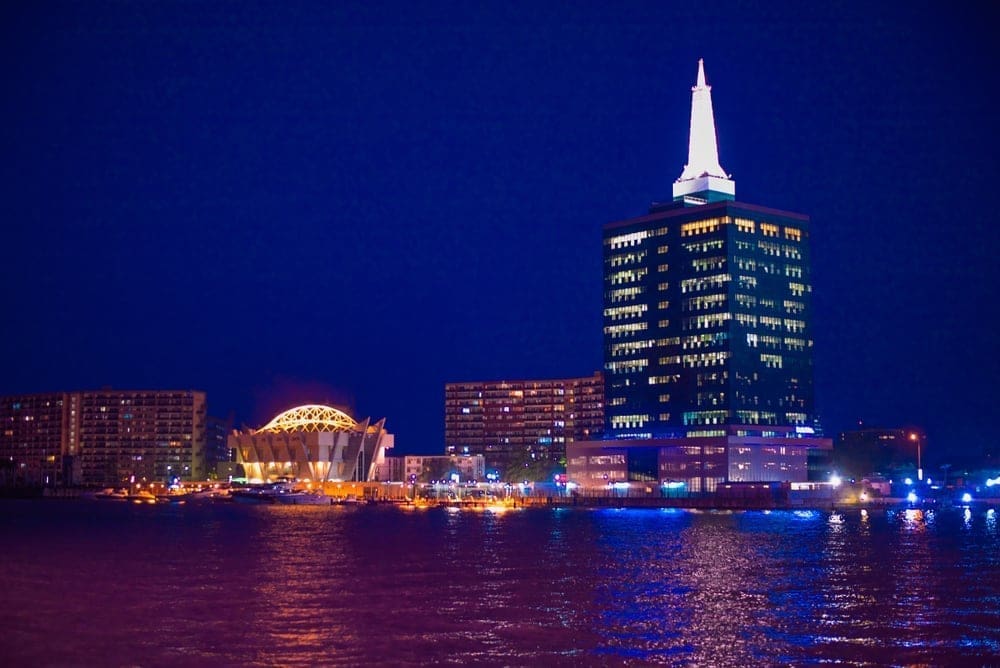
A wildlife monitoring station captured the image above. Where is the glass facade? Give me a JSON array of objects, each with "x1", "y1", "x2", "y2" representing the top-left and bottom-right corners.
[{"x1": 603, "y1": 201, "x2": 816, "y2": 439}]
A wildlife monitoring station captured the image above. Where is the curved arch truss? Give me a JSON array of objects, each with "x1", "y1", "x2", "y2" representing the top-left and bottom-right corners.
[{"x1": 256, "y1": 404, "x2": 358, "y2": 434}]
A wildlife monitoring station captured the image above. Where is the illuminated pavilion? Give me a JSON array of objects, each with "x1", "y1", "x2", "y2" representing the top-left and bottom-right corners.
[{"x1": 228, "y1": 404, "x2": 394, "y2": 483}]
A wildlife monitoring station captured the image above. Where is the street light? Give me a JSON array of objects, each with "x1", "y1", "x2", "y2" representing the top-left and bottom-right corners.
[{"x1": 909, "y1": 432, "x2": 922, "y2": 481}]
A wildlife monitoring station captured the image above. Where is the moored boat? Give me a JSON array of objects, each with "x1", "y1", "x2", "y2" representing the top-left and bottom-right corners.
[
  {"x1": 95, "y1": 488, "x2": 129, "y2": 500},
  {"x1": 275, "y1": 490, "x2": 331, "y2": 505},
  {"x1": 186, "y1": 488, "x2": 229, "y2": 502},
  {"x1": 230, "y1": 488, "x2": 277, "y2": 504},
  {"x1": 129, "y1": 490, "x2": 157, "y2": 504}
]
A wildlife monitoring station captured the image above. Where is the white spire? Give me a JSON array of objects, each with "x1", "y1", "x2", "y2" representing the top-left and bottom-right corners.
[
  {"x1": 673, "y1": 59, "x2": 734, "y2": 202},
  {"x1": 679, "y1": 59, "x2": 726, "y2": 180}
]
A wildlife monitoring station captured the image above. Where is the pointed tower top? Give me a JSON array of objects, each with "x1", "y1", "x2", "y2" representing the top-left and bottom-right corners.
[
  {"x1": 673, "y1": 59, "x2": 735, "y2": 204},
  {"x1": 696, "y1": 58, "x2": 707, "y2": 88}
]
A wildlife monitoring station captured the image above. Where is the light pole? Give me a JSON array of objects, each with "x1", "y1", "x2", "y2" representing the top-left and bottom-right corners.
[{"x1": 909, "y1": 432, "x2": 922, "y2": 481}]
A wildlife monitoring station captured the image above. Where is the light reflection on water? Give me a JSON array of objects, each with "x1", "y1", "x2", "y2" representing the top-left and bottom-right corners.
[{"x1": 1, "y1": 500, "x2": 998, "y2": 666}]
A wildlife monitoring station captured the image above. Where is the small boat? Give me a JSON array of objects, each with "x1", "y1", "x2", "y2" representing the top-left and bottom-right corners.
[
  {"x1": 129, "y1": 490, "x2": 157, "y2": 504},
  {"x1": 276, "y1": 490, "x2": 331, "y2": 505},
  {"x1": 155, "y1": 492, "x2": 190, "y2": 504},
  {"x1": 186, "y1": 488, "x2": 228, "y2": 502},
  {"x1": 230, "y1": 488, "x2": 277, "y2": 504},
  {"x1": 156, "y1": 486, "x2": 192, "y2": 503},
  {"x1": 95, "y1": 488, "x2": 129, "y2": 500}
]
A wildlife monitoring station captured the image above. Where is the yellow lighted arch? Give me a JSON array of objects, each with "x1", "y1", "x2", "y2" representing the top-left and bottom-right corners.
[{"x1": 256, "y1": 404, "x2": 358, "y2": 434}]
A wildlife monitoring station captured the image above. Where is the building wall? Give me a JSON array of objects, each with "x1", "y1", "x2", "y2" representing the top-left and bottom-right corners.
[
  {"x1": 76, "y1": 390, "x2": 207, "y2": 485},
  {"x1": 602, "y1": 201, "x2": 815, "y2": 439},
  {"x1": 834, "y1": 426, "x2": 927, "y2": 479},
  {"x1": 382, "y1": 454, "x2": 486, "y2": 483},
  {"x1": 726, "y1": 439, "x2": 809, "y2": 483},
  {"x1": 0, "y1": 393, "x2": 69, "y2": 487},
  {"x1": 567, "y1": 428, "x2": 829, "y2": 493},
  {"x1": 205, "y1": 413, "x2": 235, "y2": 474},
  {"x1": 444, "y1": 372, "x2": 603, "y2": 475},
  {"x1": 379, "y1": 456, "x2": 407, "y2": 483},
  {"x1": 2, "y1": 390, "x2": 206, "y2": 487},
  {"x1": 566, "y1": 444, "x2": 628, "y2": 486}
]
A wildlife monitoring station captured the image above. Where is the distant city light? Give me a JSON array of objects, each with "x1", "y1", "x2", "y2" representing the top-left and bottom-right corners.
[
  {"x1": 904, "y1": 478, "x2": 913, "y2": 485},
  {"x1": 961, "y1": 493, "x2": 972, "y2": 504},
  {"x1": 907, "y1": 491, "x2": 918, "y2": 503},
  {"x1": 986, "y1": 476, "x2": 1000, "y2": 487},
  {"x1": 829, "y1": 474, "x2": 842, "y2": 487}
]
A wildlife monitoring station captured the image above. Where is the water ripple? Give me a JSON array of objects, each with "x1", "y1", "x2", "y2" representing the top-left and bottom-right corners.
[{"x1": 1, "y1": 501, "x2": 999, "y2": 665}]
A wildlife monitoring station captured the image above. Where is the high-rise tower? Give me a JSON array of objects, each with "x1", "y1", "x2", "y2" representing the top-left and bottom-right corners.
[{"x1": 568, "y1": 60, "x2": 831, "y2": 493}]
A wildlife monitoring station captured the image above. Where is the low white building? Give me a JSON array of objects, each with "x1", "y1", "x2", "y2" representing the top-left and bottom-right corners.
[{"x1": 381, "y1": 454, "x2": 485, "y2": 483}]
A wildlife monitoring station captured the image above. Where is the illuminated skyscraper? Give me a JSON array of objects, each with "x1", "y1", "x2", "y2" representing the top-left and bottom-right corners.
[{"x1": 569, "y1": 60, "x2": 830, "y2": 492}]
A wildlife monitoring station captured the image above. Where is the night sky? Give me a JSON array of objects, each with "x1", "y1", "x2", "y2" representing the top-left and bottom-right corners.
[{"x1": 2, "y1": 2, "x2": 996, "y2": 460}]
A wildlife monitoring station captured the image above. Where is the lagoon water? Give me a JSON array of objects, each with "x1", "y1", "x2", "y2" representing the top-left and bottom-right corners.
[{"x1": 2, "y1": 499, "x2": 999, "y2": 666}]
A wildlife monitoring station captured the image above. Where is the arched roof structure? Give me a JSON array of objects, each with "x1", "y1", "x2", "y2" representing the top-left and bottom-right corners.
[{"x1": 256, "y1": 404, "x2": 358, "y2": 434}]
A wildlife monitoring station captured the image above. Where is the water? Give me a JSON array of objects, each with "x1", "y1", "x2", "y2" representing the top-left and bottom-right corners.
[{"x1": 2, "y1": 500, "x2": 998, "y2": 666}]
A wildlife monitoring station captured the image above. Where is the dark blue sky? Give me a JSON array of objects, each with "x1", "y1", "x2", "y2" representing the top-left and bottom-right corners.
[{"x1": 2, "y1": 2, "x2": 996, "y2": 460}]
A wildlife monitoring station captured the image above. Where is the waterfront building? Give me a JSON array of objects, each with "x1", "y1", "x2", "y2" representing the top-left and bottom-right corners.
[
  {"x1": 205, "y1": 413, "x2": 235, "y2": 476},
  {"x1": 568, "y1": 59, "x2": 831, "y2": 493},
  {"x1": 2, "y1": 390, "x2": 207, "y2": 487},
  {"x1": 382, "y1": 454, "x2": 486, "y2": 483},
  {"x1": 834, "y1": 425, "x2": 927, "y2": 480},
  {"x1": 76, "y1": 390, "x2": 207, "y2": 485},
  {"x1": 444, "y1": 372, "x2": 603, "y2": 477},
  {"x1": 228, "y1": 404, "x2": 393, "y2": 482},
  {"x1": 0, "y1": 393, "x2": 70, "y2": 487}
]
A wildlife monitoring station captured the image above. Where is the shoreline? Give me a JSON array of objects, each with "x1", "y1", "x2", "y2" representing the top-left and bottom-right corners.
[{"x1": 4, "y1": 489, "x2": 994, "y2": 514}]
